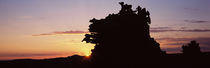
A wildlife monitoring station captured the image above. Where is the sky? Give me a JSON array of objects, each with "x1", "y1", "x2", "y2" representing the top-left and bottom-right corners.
[{"x1": 0, "y1": 0, "x2": 209, "y2": 60}]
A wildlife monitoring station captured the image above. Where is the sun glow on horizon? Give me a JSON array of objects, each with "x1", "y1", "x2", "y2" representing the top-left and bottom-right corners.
[
  {"x1": 84, "y1": 50, "x2": 92, "y2": 57},
  {"x1": 80, "y1": 42, "x2": 93, "y2": 57}
]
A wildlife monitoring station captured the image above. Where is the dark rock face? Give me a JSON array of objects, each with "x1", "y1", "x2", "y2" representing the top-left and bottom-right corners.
[{"x1": 83, "y1": 2, "x2": 165, "y2": 67}]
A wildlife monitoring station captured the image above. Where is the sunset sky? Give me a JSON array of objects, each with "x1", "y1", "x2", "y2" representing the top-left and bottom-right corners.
[{"x1": 0, "y1": 0, "x2": 210, "y2": 60}]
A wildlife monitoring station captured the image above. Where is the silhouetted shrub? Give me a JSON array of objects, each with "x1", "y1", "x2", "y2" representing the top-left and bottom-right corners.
[{"x1": 182, "y1": 40, "x2": 201, "y2": 55}]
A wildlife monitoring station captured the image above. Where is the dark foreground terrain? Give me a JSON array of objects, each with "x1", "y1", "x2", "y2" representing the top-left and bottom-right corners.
[{"x1": 0, "y1": 53, "x2": 210, "y2": 68}]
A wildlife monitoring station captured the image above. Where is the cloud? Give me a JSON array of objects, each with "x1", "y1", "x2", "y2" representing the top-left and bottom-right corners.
[
  {"x1": 33, "y1": 30, "x2": 89, "y2": 36},
  {"x1": 161, "y1": 48, "x2": 182, "y2": 53},
  {"x1": 157, "y1": 37, "x2": 210, "y2": 43},
  {"x1": 156, "y1": 37, "x2": 210, "y2": 52},
  {"x1": 20, "y1": 16, "x2": 33, "y2": 19},
  {"x1": 0, "y1": 53, "x2": 61, "y2": 57},
  {"x1": 184, "y1": 20, "x2": 209, "y2": 23},
  {"x1": 184, "y1": 8, "x2": 199, "y2": 11},
  {"x1": 180, "y1": 27, "x2": 187, "y2": 29},
  {"x1": 150, "y1": 27, "x2": 171, "y2": 30},
  {"x1": 150, "y1": 29, "x2": 210, "y2": 33},
  {"x1": 150, "y1": 26, "x2": 210, "y2": 33}
]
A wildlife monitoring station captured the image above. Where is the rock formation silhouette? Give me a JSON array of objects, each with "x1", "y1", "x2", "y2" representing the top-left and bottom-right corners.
[{"x1": 83, "y1": 2, "x2": 165, "y2": 67}]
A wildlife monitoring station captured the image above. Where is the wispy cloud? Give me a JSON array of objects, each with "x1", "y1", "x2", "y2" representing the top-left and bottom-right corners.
[
  {"x1": 156, "y1": 37, "x2": 210, "y2": 53},
  {"x1": 20, "y1": 16, "x2": 33, "y2": 19},
  {"x1": 157, "y1": 37, "x2": 210, "y2": 48},
  {"x1": 184, "y1": 20, "x2": 209, "y2": 23},
  {"x1": 151, "y1": 29, "x2": 210, "y2": 33},
  {"x1": 180, "y1": 27, "x2": 187, "y2": 29},
  {"x1": 33, "y1": 30, "x2": 89, "y2": 36},
  {"x1": 184, "y1": 8, "x2": 200, "y2": 11},
  {"x1": 157, "y1": 37, "x2": 210, "y2": 43},
  {"x1": 0, "y1": 53, "x2": 61, "y2": 57},
  {"x1": 151, "y1": 26, "x2": 210, "y2": 32},
  {"x1": 150, "y1": 27, "x2": 171, "y2": 30}
]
